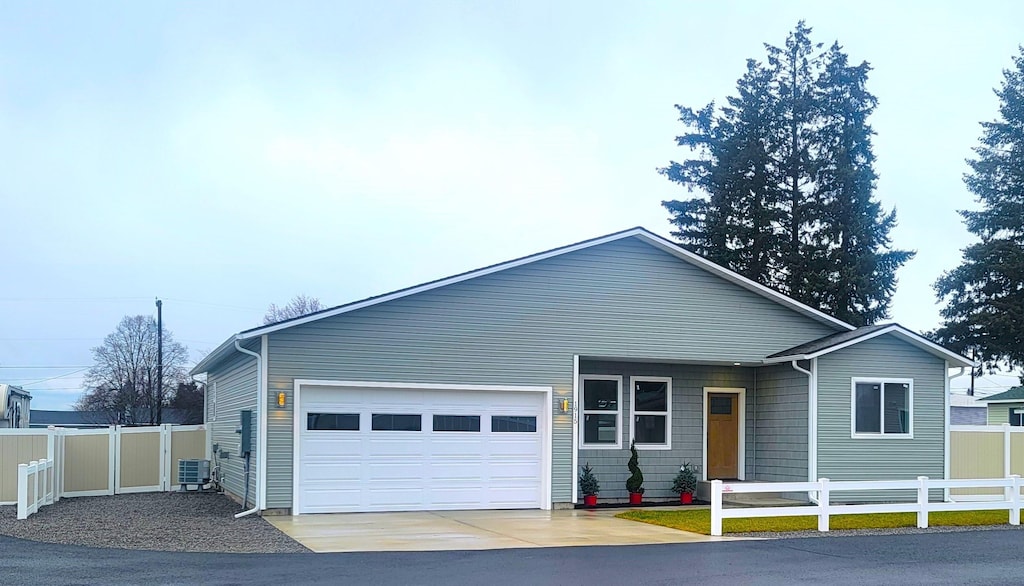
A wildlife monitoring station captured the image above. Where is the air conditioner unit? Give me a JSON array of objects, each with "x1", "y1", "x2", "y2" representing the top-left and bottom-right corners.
[{"x1": 178, "y1": 459, "x2": 211, "y2": 485}]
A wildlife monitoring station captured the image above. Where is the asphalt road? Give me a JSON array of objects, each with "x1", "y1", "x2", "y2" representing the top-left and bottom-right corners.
[{"x1": 4, "y1": 529, "x2": 1022, "y2": 585}]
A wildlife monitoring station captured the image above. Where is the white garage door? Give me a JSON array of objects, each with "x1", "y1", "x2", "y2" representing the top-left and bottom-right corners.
[{"x1": 297, "y1": 385, "x2": 547, "y2": 514}]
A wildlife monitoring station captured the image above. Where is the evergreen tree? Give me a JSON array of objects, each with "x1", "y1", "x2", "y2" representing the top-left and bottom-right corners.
[
  {"x1": 815, "y1": 43, "x2": 915, "y2": 326},
  {"x1": 934, "y1": 48, "x2": 1024, "y2": 375},
  {"x1": 661, "y1": 21, "x2": 913, "y2": 325}
]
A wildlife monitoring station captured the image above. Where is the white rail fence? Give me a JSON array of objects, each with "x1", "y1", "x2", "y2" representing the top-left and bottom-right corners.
[
  {"x1": 710, "y1": 476, "x2": 1023, "y2": 537},
  {"x1": 17, "y1": 459, "x2": 56, "y2": 520}
]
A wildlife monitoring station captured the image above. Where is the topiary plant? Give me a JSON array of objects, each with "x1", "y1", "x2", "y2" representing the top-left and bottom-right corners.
[
  {"x1": 672, "y1": 462, "x2": 699, "y2": 495},
  {"x1": 579, "y1": 463, "x2": 600, "y2": 497},
  {"x1": 625, "y1": 441, "x2": 644, "y2": 494}
]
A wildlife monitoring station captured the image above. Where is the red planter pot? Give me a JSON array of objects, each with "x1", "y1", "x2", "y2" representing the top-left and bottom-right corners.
[
  {"x1": 583, "y1": 494, "x2": 598, "y2": 508},
  {"x1": 629, "y1": 492, "x2": 643, "y2": 505},
  {"x1": 680, "y1": 492, "x2": 693, "y2": 505}
]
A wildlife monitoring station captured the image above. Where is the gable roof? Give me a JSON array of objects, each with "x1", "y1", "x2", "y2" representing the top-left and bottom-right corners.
[
  {"x1": 764, "y1": 323, "x2": 975, "y2": 368},
  {"x1": 979, "y1": 386, "x2": 1024, "y2": 403},
  {"x1": 192, "y1": 227, "x2": 855, "y2": 375}
]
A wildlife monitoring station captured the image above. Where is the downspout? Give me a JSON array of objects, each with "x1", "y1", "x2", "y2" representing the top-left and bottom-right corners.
[
  {"x1": 790, "y1": 360, "x2": 815, "y2": 501},
  {"x1": 233, "y1": 339, "x2": 262, "y2": 519},
  {"x1": 946, "y1": 365, "x2": 967, "y2": 502}
]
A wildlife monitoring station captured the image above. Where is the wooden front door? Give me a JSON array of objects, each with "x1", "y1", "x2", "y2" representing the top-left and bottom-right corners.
[{"x1": 707, "y1": 393, "x2": 739, "y2": 479}]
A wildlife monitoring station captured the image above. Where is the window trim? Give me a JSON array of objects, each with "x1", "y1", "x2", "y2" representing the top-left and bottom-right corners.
[
  {"x1": 850, "y1": 377, "x2": 914, "y2": 439},
  {"x1": 1010, "y1": 408, "x2": 1024, "y2": 427},
  {"x1": 579, "y1": 375, "x2": 622, "y2": 450},
  {"x1": 629, "y1": 376, "x2": 672, "y2": 450}
]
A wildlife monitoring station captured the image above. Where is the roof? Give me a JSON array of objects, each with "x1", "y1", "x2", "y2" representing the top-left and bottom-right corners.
[
  {"x1": 192, "y1": 227, "x2": 856, "y2": 375},
  {"x1": 764, "y1": 323, "x2": 975, "y2": 368},
  {"x1": 949, "y1": 393, "x2": 987, "y2": 408},
  {"x1": 0, "y1": 383, "x2": 32, "y2": 399},
  {"x1": 979, "y1": 386, "x2": 1024, "y2": 403}
]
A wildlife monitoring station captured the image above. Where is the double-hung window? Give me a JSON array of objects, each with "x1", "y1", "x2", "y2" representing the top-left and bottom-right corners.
[
  {"x1": 631, "y1": 376, "x2": 671, "y2": 449},
  {"x1": 852, "y1": 378, "x2": 912, "y2": 438},
  {"x1": 580, "y1": 375, "x2": 621, "y2": 449}
]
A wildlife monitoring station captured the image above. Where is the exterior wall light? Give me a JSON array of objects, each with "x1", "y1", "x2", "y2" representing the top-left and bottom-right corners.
[
  {"x1": 277, "y1": 392, "x2": 286, "y2": 408},
  {"x1": 561, "y1": 398, "x2": 570, "y2": 413}
]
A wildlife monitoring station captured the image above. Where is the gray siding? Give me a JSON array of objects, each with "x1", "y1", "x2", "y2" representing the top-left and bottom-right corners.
[
  {"x1": 754, "y1": 364, "x2": 809, "y2": 482},
  {"x1": 987, "y1": 403, "x2": 1024, "y2": 425},
  {"x1": 578, "y1": 360, "x2": 754, "y2": 501},
  {"x1": 817, "y1": 335, "x2": 946, "y2": 502},
  {"x1": 262, "y1": 236, "x2": 840, "y2": 509},
  {"x1": 951, "y1": 406, "x2": 987, "y2": 426},
  {"x1": 206, "y1": 341, "x2": 259, "y2": 504}
]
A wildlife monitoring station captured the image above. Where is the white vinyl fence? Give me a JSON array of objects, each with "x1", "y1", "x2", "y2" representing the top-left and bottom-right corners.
[
  {"x1": 17, "y1": 458, "x2": 55, "y2": 520},
  {"x1": 710, "y1": 476, "x2": 1023, "y2": 536}
]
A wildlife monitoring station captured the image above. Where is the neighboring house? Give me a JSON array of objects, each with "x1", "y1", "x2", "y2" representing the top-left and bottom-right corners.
[
  {"x1": 29, "y1": 408, "x2": 192, "y2": 428},
  {"x1": 979, "y1": 386, "x2": 1024, "y2": 425},
  {"x1": 949, "y1": 393, "x2": 988, "y2": 425},
  {"x1": 191, "y1": 227, "x2": 974, "y2": 515},
  {"x1": 0, "y1": 384, "x2": 31, "y2": 428}
]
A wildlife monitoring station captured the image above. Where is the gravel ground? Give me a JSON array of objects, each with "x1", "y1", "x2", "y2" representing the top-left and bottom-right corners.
[
  {"x1": 0, "y1": 492, "x2": 308, "y2": 553},
  {"x1": 733, "y1": 523, "x2": 1024, "y2": 539}
]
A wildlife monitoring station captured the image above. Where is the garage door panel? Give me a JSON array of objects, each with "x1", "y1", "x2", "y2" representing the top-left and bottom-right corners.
[{"x1": 299, "y1": 385, "x2": 545, "y2": 514}]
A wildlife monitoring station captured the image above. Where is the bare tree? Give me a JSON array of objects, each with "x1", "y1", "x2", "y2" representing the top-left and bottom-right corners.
[
  {"x1": 262, "y1": 294, "x2": 324, "y2": 325},
  {"x1": 76, "y1": 315, "x2": 189, "y2": 425}
]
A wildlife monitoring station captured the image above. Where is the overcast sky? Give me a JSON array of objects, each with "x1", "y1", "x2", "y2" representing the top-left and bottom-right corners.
[{"x1": 2, "y1": 1, "x2": 1021, "y2": 409}]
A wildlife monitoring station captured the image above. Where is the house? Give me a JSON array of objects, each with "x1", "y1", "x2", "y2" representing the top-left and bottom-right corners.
[
  {"x1": 0, "y1": 384, "x2": 31, "y2": 428},
  {"x1": 949, "y1": 393, "x2": 987, "y2": 425},
  {"x1": 979, "y1": 386, "x2": 1024, "y2": 425},
  {"x1": 190, "y1": 227, "x2": 974, "y2": 515},
  {"x1": 28, "y1": 408, "x2": 193, "y2": 428}
]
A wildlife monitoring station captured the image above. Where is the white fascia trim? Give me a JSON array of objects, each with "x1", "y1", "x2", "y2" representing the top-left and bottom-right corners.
[
  {"x1": 259, "y1": 335, "x2": 268, "y2": 511},
  {"x1": 980, "y1": 399, "x2": 1024, "y2": 404},
  {"x1": 290, "y1": 379, "x2": 554, "y2": 515},
  {"x1": 579, "y1": 374, "x2": 623, "y2": 450},
  {"x1": 764, "y1": 325, "x2": 975, "y2": 368},
  {"x1": 238, "y1": 228, "x2": 855, "y2": 342},
  {"x1": 702, "y1": 387, "x2": 746, "y2": 481},
  {"x1": 628, "y1": 376, "x2": 672, "y2": 450},
  {"x1": 190, "y1": 335, "x2": 240, "y2": 375}
]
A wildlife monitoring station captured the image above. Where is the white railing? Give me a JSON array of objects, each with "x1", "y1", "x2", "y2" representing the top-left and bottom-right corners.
[
  {"x1": 710, "y1": 476, "x2": 1022, "y2": 537},
  {"x1": 17, "y1": 459, "x2": 55, "y2": 520}
]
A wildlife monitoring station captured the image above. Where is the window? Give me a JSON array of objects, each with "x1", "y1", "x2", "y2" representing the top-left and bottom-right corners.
[
  {"x1": 492, "y1": 416, "x2": 537, "y2": 433},
  {"x1": 371, "y1": 414, "x2": 422, "y2": 431},
  {"x1": 433, "y1": 415, "x2": 480, "y2": 432},
  {"x1": 580, "y1": 376, "x2": 622, "y2": 449},
  {"x1": 631, "y1": 377, "x2": 672, "y2": 449},
  {"x1": 1011, "y1": 409, "x2": 1024, "y2": 427},
  {"x1": 307, "y1": 413, "x2": 359, "y2": 431},
  {"x1": 852, "y1": 379, "x2": 912, "y2": 437}
]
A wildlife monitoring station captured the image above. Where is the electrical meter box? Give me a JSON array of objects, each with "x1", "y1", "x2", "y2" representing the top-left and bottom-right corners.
[{"x1": 239, "y1": 409, "x2": 252, "y2": 456}]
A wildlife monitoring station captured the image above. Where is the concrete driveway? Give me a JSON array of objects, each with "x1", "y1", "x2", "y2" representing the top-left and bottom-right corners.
[{"x1": 266, "y1": 508, "x2": 719, "y2": 552}]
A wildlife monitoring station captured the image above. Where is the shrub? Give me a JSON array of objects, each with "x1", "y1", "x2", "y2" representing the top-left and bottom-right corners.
[
  {"x1": 626, "y1": 441, "x2": 644, "y2": 494},
  {"x1": 579, "y1": 463, "x2": 600, "y2": 496}
]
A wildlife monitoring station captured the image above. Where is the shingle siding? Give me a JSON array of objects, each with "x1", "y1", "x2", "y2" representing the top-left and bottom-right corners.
[
  {"x1": 206, "y1": 342, "x2": 259, "y2": 504},
  {"x1": 754, "y1": 364, "x2": 809, "y2": 482},
  {"x1": 243, "y1": 236, "x2": 838, "y2": 509},
  {"x1": 816, "y1": 335, "x2": 946, "y2": 502}
]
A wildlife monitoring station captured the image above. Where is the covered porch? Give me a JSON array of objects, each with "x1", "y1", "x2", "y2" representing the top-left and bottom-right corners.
[{"x1": 576, "y1": 357, "x2": 812, "y2": 504}]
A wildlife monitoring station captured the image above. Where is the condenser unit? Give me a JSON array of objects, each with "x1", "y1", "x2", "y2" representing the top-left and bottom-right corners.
[{"x1": 178, "y1": 459, "x2": 211, "y2": 485}]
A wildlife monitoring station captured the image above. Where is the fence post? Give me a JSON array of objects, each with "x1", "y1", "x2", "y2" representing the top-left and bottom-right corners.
[
  {"x1": 16, "y1": 463, "x2": 28, "y2": 520},
  {"x1": 818, "y1": 478, "x2": 830, "y2": 532},
  {"x1": 710, "y1": 480, "x2": 723, "y2": 537},
  {"x1": 1010, "y1": 475, "x2": 1021, "y2": 526},
  {"x1": 917, "y1": 476, "x2": 929, "y2": 529}
]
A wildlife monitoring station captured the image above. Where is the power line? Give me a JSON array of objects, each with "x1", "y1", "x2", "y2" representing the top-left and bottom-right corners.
[
  {"x1": 9, "y1": 368, "x2": 89, "y2": 387},
  {"x1": 0, "y1": 365, "x2": 91, "y2": 369}
]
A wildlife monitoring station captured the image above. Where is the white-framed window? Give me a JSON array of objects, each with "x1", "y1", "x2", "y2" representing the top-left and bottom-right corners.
[
  {"x1": 851, "y1": 378, "x2": 913, "y2": 438},
  {"x1": 1010, "y1": 409, "x2": 1024, "y2": 427},
  {"x1": 630, "y1": 376, "x2": 672, "y2": 449},
  {"x1": 580, "y1": 375, "x2": 622, "y2": 449}
]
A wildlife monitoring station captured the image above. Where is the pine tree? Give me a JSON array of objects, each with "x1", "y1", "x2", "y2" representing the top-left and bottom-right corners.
[
  {"x1": 934, "y1": 48, "x2": 1024, "y2": 375},
  {"x1": 661, "y1": 22, "x2": 913, "y2": 325},
  {"x1": 814, "y1": 43, "x2": 915, "y2": 326}
]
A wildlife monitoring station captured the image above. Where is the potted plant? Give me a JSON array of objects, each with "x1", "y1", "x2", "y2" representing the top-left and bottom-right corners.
[
  {"x1": 625, "y1": 441, "x2": 644, "y2": 505},
  {"x1": 672, "y1": 462, "x2": 699, "y2": 504},
  {"x1": 579, "y1": 463, "x2": 600, "y2": 507}
]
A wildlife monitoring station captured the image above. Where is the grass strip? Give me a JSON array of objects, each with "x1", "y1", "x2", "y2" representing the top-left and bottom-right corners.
[{"x1": 616, "y1": 508, "x2": 1012, "y2": 535}]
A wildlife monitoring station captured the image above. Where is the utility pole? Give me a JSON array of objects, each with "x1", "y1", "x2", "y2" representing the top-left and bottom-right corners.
[{"x1": 156, "y1": 298, "x2": 163, "y2": 425}]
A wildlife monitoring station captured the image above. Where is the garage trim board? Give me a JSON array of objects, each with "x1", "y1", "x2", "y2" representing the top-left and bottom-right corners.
[{"x1": 291, "y1": 379, "x2": 553, "y2": 515}]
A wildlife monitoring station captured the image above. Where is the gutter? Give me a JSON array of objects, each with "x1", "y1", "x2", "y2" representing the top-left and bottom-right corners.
[
  {"x1": 233, "y1": 339, "x2": 262, "y2": 519},
  {"x1": 790, "y1": 360, "x2": 817, "y2": 501},
  {"x1": 946, "y1": 366, "x2": 968, "y2": 502}
]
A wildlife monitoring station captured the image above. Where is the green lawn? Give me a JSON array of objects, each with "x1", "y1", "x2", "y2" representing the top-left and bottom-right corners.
[{"x1": 616, "y1": 508, "x2": 1012, "y2": 535}]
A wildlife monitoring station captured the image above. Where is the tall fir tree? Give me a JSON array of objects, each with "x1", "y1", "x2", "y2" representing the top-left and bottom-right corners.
[
  {"x1": 814, "y1": 43, "x2": 915, "y2": 326},
  {"x1": 934, "y1": 48, "x2": 1024, "y2": 376},
  {"x1": 661, "y1": 21, "x2": 913, "y2": 325}
]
